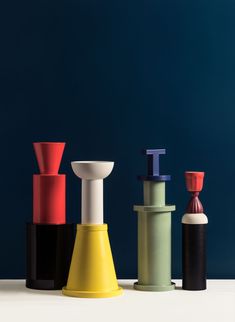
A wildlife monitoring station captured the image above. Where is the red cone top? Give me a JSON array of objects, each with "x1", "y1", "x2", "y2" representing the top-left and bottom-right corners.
[
  {"x1": 33, "y1": 142, "x2": 65, "y2": 174},
  {"x1": 185, "y1": 171, "x2": 204, "y2": 192}
]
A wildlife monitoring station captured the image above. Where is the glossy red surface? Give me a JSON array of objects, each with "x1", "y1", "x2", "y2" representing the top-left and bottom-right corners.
[
  {"x1": 33, "y1": 142, "x2": 65, "y2": 175},
  {"x1": 185, "y1": 171, "x2": 204, "y2": 192},
  {"x1": 33, "y1": 142, "x2": 66, "y2": 224},
  {"x1": 33, "y1": 174, "x2": 66, "y2": 224}
]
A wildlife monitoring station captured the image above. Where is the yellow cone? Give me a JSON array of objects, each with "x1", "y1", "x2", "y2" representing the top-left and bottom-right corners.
[{"x1": 62, "y1": 224, "x2": 123, "y2": 298}]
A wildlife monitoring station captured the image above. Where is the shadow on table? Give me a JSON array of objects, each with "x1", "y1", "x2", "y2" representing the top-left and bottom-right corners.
[
  {"x1": 118, "y1": 281, "x2": 135, "y2": 291},
  {"x1": 175, "y1": 286, "x2": 183, "y2": 291},
  {"x1": 0, "y1": 280, "x2": 62, "y2": 297}
]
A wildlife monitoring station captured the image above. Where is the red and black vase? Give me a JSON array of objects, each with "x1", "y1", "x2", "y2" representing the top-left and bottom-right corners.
[
  {"x1": 182, "y1": 172, "x2": 208, "y2": 290},
  {"x1": 26, "y1": 142, "x2": 75, "y2": 290}
]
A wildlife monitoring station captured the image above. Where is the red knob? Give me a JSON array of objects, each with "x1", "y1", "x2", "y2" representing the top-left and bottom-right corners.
[
  {"x1": 33, "y1": 142, "x2": 65, "y2": 174},
  {"x1": 185, "y1": 171, "x2": 204, "y2": 192}
]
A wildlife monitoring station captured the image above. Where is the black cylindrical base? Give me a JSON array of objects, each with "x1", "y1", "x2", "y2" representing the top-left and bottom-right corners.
[
  {"x1": 26, "y1": 223, "x2": 75, "y2": 290},
  {"x1": 182, "y1": 224, "x2": 206, "y2": 290}
]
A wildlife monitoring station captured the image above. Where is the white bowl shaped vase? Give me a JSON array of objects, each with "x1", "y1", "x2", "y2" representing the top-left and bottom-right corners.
[{"x1": 71, "y1": 161, "x2": 114, "y2": 180}]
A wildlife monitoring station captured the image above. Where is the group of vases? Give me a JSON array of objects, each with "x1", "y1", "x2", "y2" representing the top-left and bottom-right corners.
[{"x1": 26, "y1": 142, "x2": 208, "y2": 298}]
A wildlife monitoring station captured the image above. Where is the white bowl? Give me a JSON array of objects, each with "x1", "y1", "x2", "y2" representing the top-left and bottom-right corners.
[{"x1": 71, "y1": 161, "x2": 114, "y2": 180}]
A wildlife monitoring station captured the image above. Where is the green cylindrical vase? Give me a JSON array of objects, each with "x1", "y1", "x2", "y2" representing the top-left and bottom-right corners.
[
  {"x1": 134, "y1": 149, "x2": 175, "y2": 291},
  {"x1": 134, "y1": 209, "x2": 175, "y2": 291}
]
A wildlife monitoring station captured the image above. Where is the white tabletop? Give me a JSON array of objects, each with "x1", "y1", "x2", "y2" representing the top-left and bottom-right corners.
[{"x1": 0, "y1": 280, "x2": 234, "y2": 322}]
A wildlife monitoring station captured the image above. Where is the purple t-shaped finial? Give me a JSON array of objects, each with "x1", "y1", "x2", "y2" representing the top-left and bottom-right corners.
[
  {"x1": 146, "y1": 149, "x2": 165, "y2": 176},
  {"x1": 138, "y1": 149, "x2": 171, "y2": 182}
]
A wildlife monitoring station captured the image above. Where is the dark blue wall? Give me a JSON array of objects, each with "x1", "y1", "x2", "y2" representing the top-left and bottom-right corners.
[{"x1": 0, "y1": 0, "x2": 234, "y2": 278}]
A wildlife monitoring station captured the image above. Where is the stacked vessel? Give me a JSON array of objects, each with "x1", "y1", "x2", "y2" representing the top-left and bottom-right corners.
[
  {"x1": 182, "y1": 171, "x2": 208, "y2": 290},
  {"x1": 134, "y1": 149, "x2": 175, "y2": 291},
  {"x1": 26, "y1": 142, "x2": 74, "y2": 290},
  {"x1": 63, "y1": 161, "x2": 122, "y2": 298}
]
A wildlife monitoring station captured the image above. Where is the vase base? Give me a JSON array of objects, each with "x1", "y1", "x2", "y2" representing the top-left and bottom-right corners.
[
  {"x1": 62, "y1": 287, "x2": 123, "y2": 298},
  {"x1": 134, "y1": 282, "x2": 175, "y2": 292}
]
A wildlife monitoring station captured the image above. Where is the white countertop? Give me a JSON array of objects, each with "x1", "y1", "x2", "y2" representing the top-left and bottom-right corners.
[{"x1": 0, "y1": 280, "x2": 234, "y2": 322}]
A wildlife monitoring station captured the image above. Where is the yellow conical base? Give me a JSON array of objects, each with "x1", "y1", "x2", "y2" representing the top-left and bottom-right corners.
[{"x1": 62, "y1": 224, "x2": 123, "y2": 298}]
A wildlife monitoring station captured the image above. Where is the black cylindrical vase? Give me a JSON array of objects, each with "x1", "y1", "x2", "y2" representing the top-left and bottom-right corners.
[
  {"x1": 26, "y1": 223, "x2": 75, "y2": 290},
  {"x1": 182, "y1": 171, "x2": 208, "y2": 291},
  {"x1": 182, "y1": 224, "x2": 206, "y2": 290}
]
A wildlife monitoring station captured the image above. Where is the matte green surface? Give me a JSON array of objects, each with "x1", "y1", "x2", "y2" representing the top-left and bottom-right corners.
[
  {"x1": 137, "y1": 211, "x2": 173, "y2": 287},
  {"x1": 134, "y1": 282, "x2": 175, "y2": 291},
  {"x1": 134, "y1": 181, "x2": 175, "y2": 291},
  {"x1": 134, "y1": 205, "x2": 175, "y2": 212},
  {"x1": 144, "y1": 181, "x2": 165, "y2": 206}
]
